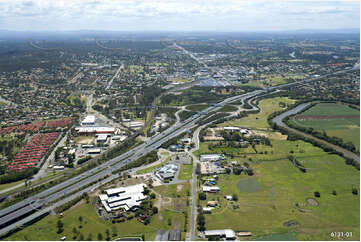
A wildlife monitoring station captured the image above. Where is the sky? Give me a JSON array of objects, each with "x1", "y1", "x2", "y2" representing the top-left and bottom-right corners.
[{"x1": 0, "y1": 0, "x2": 359, "y2": 32}]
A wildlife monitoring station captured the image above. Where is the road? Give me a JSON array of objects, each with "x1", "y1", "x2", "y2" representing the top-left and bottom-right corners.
[
  {"x1": 272, "y1": 102, "x2": 360, "y2": 162},
  {"x1": 0, "y1": 67, "x2": 357, "y2": 236},
  {"x1": 0, "y1": 87, "x2": 259, "y2": 235},
  {"x1": 106, "y1": 64, "x2": 123, "y2": 90}
]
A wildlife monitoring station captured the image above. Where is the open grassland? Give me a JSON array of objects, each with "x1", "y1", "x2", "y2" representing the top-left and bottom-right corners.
[
  {"x1": 186, "y1": 104, "x2": 209, "y2": 112},
  {"x1": 0, "y1": 179, "x2": 24, "y2": 191},
  {"x1": 217, "y1": 105, "x2": 238, "y2": 113},
  {"x1": 198, "y1": 97, "x2": 359, "y2": 240},
  {"x1": 200, "y1": 139, "x2": 360, "y2": 241},
  {"x1": 178, "y1": 163, "x2": 193, "y2": 181},
  {"x1": 6, "y1": 183, "x2": 191, "y2": 241},
  {"x1": 290, "y1": 103, "x2": 360, "y2": 149},
  {"x1": 219, "y1": 97, "x2": 295, "y2": 129}
]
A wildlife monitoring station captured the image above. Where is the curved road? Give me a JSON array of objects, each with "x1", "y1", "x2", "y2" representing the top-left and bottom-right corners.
[{"x1": 272, "y1": 102, "x2": 360, "y2": 162}]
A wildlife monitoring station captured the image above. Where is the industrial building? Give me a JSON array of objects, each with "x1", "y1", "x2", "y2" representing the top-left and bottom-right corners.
[
  {"x1": 203, "y1": 229, "x2": 236, "y2": 240},
  {"x1": 96, "y1": 134, "x2": 109, "y2": 143},
  {"x1": 98, "y1": 183, "x2": 147, "y2": 212},
  {"x1": 155, "y1": 163, "x2": 178, "y2": 181},
  {"x1": 81, "y1": 115, "x2": 96, "y2": 126},
  {"x1": 75, "y1": 126, "x2": 115, "y2": 135},
  {"x1": 200, "y1": 161, "x2": 226, "y2": 175},
  {"x1": 202, "y1": 186, "x2": 220, "y2": 193},
  {"x1": 200, "y1": 154, "x2": 225, "y2": 162}
]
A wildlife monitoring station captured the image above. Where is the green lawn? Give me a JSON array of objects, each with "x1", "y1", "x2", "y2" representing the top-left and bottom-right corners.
[
  {"x1": 178, "y1": 163, "x2": 193, "y2": 181},
  {"x1": 200, "y1": 139, "x2": 360, "y2": 241},
  {"x1": 187, "y1": 104, "x2": 209, "y2": 112},
  {"x1": 217, "y1": 105, "x2": 238, "y2": 113},
  {"x1": 0, "y1": 179, "x2": 24, "y2": 191},
  {"x1": 197, "y1": 97, "x2": 359, "y2": 241},
  {"x1": 219, "y1": 97, "x2": 295, "y2": 129}
]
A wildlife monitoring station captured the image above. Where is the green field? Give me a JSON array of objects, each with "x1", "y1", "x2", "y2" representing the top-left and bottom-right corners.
[
  {"x1": 217, "y1": 105, "x2": 238, "y2": 113},
  {"x1": 6, "y1": 182, "x2": 191, "y2": 241},
  {"x1": 200, "y1": 139, "x2": 360, "y2": 241},
  {"x1": 186, "y1": 104, "x2": 209, "y2": 112},
  {"x1": 197, "y1": 97, "x2": 359, "y2": 241},
  {"x1": 219, "y1": 97, "x2": 295, "y2": 129},
  {"x1": 178, "y1": 163, "x2": 193, "y2": 181},
  {"x1": 290, "y1": 103, "x2": 360, "y2": 149}
]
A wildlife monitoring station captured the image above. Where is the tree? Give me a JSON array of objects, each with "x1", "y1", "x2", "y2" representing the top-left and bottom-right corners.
[
  {"x1": 352, "y1": 188, "x2": 358, "y2": 195},
  {"x1": 78, "y1": 216, "x2": 83, "y2": 223},
  {"x1": 332, "y1": 190, "x2": 337, "y2": 196},
  {"x1": 232, "y1": 194, "x2": 238, "y2": 201},
  {"x1": 97, "y1": 233, "x2": 103, "y2": 241},
  {"x1": 87, "y1": 233, "x2": 93, "y2": 241},
  {"x1": 199, "y1": 192, "x2": 207, "y2": 200},
  {"x1": 152, "y1": 206, "x2": 158, "y2": 214},
  {"x1": 111, "y1": 226, "x2": 117, "y2": 238},
  {"x1": 150, "y1": 193, "x2": 156, "y2": 199},
  {"x1": 197, "y1": 214, "x2": 206, "y2": 231},
  {"x1": 57, "y1": 220, "x2": 64, "y2": 234},
  {"x1": 168, "y1": 218, "x2": 172, "y2": 226},
  {"x1": 314, "y1": 191, "x2": 320, "y2": 198},
  {"x1": 105, "y1": 229, "x2": 110, "y2": 241},
  {"x1": 79, "y1": 233, "x2": 84, "y2": 241}
]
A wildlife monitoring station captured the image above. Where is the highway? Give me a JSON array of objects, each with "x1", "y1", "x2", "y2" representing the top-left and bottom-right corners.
[
  {"x1": 0, "y1": 66, "x2": 357, "y2": 236},
  {"x1": 0, "y1": 89, "x2": 261, "y2": 235}
]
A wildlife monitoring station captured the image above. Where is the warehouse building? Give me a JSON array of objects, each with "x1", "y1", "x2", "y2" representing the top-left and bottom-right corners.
[
  {"x1": 200, "y1": 154, "x2": 225, "y2": 162},
  {"x1": 203, "y1": 229, "x2": 236, "y2": 240},
  {"x1": 75, "y1": 126, "x2": 115, "y2": 135},
  {"x1": 99, "y1": 183, "x2": 147, "y2": 212},
  {"x1": 81, "y1": 115, "x2": 96, "y2": 126}
]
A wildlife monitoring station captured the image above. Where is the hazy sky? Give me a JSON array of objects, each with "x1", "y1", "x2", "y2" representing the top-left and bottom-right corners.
[{"x1": 0, "y1": 0, "x2": 359, "y2": 31}]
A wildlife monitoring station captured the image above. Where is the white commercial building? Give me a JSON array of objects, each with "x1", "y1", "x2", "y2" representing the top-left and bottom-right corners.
[
  {"x1": 202, "y1": 186, "x2": 220, "y2": 193},
  {"x1": 99, "y1": 183, "x2": 147, "y2": 212},
  {"x1": 96, "y1": 134, "x2": 108, "y2": 143},
  {"x1": 200, "y1": 154, "x2": 225, "y2": 162},
  {"x1": 75, "y1": 126, "x2": 115, "y2": 134},
  {"x1": 204, "y1": 229, "x2": 236, "y2": 240},
  {"x1": 81, "y1": 115, "x2": 96, "y2": 126}
]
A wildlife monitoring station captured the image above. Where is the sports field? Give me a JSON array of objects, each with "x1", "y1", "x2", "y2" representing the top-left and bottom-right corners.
[{"x1": 290, "y1": 103, "x2": 360, "y2": 149}]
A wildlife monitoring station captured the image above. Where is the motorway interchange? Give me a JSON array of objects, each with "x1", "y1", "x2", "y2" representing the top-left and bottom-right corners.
[{"x1": 0, "y1": 67, "x2": 357, "y2": 236}]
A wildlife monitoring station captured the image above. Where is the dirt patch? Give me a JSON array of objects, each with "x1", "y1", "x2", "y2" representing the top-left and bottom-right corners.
[
  {"x1": 294, "y1": 115, "x2": 359, "y2": 120},
  {"x1": 175, "y1": 198, "x2": 185, "y2": 211},
  {"x1": 306, "y1": 198, "x2": 319, "y2": 206},
  {"x1": 176, "y1": 184, "x2": 184, "y2": 193},
  {"x1": 283, "y1": 220, "x2": 300, "y2": 227}
]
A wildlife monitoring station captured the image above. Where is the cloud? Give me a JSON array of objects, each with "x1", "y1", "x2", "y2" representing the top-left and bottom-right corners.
[{"x1": 0, "y1": 0, "x2": 359, "y2": 31}]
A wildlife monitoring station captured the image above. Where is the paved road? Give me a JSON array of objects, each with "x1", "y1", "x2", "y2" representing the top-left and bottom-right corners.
[
  {"x1": 272, "y1": 102, "x2": 360, "y2": 162},
  {"x1": 106, "y1": 64, "x2": 123, "y2": 90}
]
